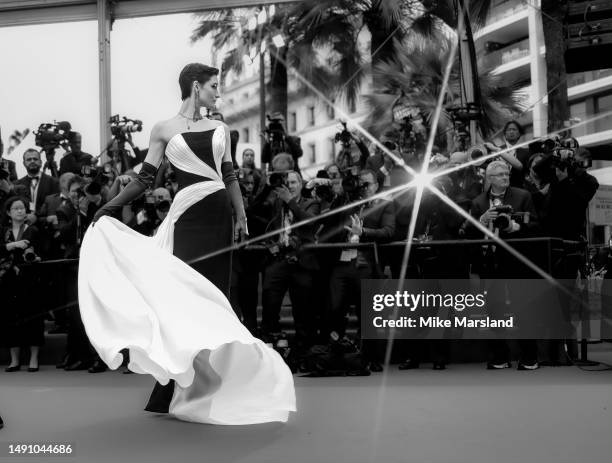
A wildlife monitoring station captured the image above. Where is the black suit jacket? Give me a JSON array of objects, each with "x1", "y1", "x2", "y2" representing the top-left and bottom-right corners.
[
  {"x1": 470, "y1": 186, "x2": 539, "y2": 239},
  {"x1": 15, "y1": 173, "x2": 60, "y2": 215},
  {"x1": 267, "y1": 195, "x2": 321, "y2": 270},
  {"x1": 40, "y1": 192, "x2": 70, "y2": 218}
]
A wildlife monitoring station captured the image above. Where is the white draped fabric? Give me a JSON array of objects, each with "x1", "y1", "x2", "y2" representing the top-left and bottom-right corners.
[{"x1": 78, "y1": 126, "x2": 296, "y2": 424}]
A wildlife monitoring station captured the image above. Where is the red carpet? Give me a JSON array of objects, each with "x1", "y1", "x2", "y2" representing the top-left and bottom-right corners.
[{"x1": 1, "y1": 347, "x2": 611, "y2": 463}]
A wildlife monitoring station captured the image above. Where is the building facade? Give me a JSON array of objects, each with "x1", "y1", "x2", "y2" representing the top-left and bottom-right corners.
[
  {"x1": 220, "y1": 0, "x2": 612, "y2": 177},
  {"x1": 478, "y1": 0, "x2": 612, "y2": 156}
]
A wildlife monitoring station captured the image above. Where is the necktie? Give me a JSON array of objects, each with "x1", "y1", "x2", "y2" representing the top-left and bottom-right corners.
[{"x1": 30, "y1": 177, "x2": 39, "y2": 211}]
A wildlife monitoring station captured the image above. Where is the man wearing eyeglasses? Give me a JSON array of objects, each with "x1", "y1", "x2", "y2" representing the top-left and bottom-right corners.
[
  {"x1": 470, "y1": 161, "x2": 540, "y2": 371},
  {"x1": 471, "y1": 161, "x2": 538, "y2": 238}
]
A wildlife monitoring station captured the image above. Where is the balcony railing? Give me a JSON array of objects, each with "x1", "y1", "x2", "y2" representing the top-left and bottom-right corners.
[
  {"x1": 482, "y1": 38, "x2": 530, "y2": 69},
  {"x1": 487, "y1": 0, "x2": 527, "y2": 24},
  {"x1": 567, "y1": 69, "x2": 612, "y2": 88}
]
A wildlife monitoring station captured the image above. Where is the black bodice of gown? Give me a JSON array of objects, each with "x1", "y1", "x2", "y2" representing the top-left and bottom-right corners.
[{"x1": 171, "y1": 130, "x2": 219, "y2": 190}]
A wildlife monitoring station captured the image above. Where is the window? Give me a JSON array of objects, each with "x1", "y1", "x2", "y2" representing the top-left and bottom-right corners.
[
  {"x1": 289, "y1": 112, "x2": 297, "y2": 132},
  {"x1": 349, "y1": 99, "x2": 357, "y2": 114},
  {"x1": 308, "y1": 143, "x2": 316, "y2": 163},
  {"x1": 329, "y1": 138, "x2": 336, "y2": 160},
  {"x1": 242, "y1": 92, "x2": 249, "y2": 101},
  {"x1": 243, "y1": 128, "x2": 250, "y2": 143},
  {"x1": 308, "y1": 106, "x2": 315, "y2": 126},
  {"x1": 570, "y1": 101, "x2": 587, "y2": 137},
  {"x1": 327, "y1": 102, "x2": 335, "y2": 120},
  {"x1": 595, "y1": 94, "x2": 612, "y2": 132}
]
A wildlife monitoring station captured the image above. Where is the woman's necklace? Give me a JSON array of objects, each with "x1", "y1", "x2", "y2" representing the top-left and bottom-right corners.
[{"x1": 178, "y1": 110, "x2": 203, "y2": 130}]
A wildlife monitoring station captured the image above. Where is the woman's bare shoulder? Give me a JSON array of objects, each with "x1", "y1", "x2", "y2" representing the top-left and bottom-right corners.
[{"x1": 151, "y1": 117, "x2": 184, "y2": 143}]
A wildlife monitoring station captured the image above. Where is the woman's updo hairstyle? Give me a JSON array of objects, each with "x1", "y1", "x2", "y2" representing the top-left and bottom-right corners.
[{"x1": 178, "y1": 63, "x2": 219, "y2": 100}]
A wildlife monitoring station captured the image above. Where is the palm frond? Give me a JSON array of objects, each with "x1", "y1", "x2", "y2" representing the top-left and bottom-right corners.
[
  {"x1": 190, "y1": 10, "x2": 237, "y2": 43},
  {"x1": 366, "y1": 33, "x2": 525, "y2": 142}
]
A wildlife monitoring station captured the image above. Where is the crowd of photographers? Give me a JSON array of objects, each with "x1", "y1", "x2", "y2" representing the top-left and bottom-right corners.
[{"x1": 0, "y1": 115, "x2": 608, "y2": 374}]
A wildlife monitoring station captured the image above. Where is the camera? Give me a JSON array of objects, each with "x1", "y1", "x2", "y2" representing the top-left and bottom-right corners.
[
  {"x1": 447, "y1": 104, "x2": 481, "y2": 146},
  {"x1": 34, "y1": 121, "x2": 73, "y2": 152},
  {"x1": 342, "y1": 170, "x2": 362, "y2": 201},
  {"x1": 109, "y1": 115, "x2": 142, "y2": 140},
  {"x1": 334, "y1": 121, "x2": 352, "y2": 146},
  {"x1": 23, "y1": 247, "x2": 39, "y2": 263},
  {"x1": 81, "y1": 163, "x2": 98, "y2": 178},
  {"x1": 311, "y1": 172, "x2": 334, "y2": 203},
  {"x1": 268, "y1": 171, "x2": 288, "y2": 189},
  {"x1": 492, "y1": 205, "x2": 513, "y2": 230},
  {"x1": 264, "y1": 114, "x2": 287, "y2": 158},
  {"x1": 156, "y1": 200, "x2": 171, "y2": 214},
  {"x1": 0, "y1": 159, "x2": 9, "y2": 180},
  {"x1": 491, "y1": 203, "x2": 530, "y2": 231},
  {"x1": 530, "y1": 135, "x2": 590, "y2": 175}
]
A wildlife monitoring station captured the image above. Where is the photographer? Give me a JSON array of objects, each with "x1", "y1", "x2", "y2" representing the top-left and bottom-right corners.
[
  {"x1": 108, "y1": 133, "x2": 143, "y2": 175},
  {"x1": 55, "y1": 176, "x2": 88, "y2": 258},
  {"x1": 260, "y1": 170, "x2": 320, "y2": 351},
  {"x1": 59, "y1": 132, "x2": 94, "y2": 176},
  {"x1": 539, "y1": 146, "x2": 598, "y2": 364},
  {"x1": 0, "y1": 136, "x2": 18, "y2": 183},
  {"x1": 128, "y1": 187, "x2": 172, "y2": 237},
  {"x1": 365, "y1": 133, "x2": 407, "y2": 189},
  {"x1": 470, "y1": 161, "x2": 540, "y2": 370},
  {"x1": 545, "y1": 147, "x2": 598, "y2": 241},
  {"x1": 54, "y1": 176, "x2": 97, "y2": 371},
  {"x1": 0, "y1": 196, "x2": 44, "y2": 373},
  {"x1": 472, "y1": 161, "x2": 538, "y2": 239},
  {"x1": 15, "y1": 148, "x2": 60, "y2": 226},
  {"x1": 326, "y1": 168, "x2": 395, "y2": 371},
  {"x1": 237, "y1": 168, "x2": 256, "y2": 208},
  {"x1": 493, "y1": 120, "x2": 531, "y2": 188},
  {"x1": 334, "y1": 124, "x2": 369, "y2": 174},
  {"x1": 261, "y1": 113, "x2": 303, "y2": 173},
  {"x1": 241, "y1": 148, "x2": 263, "y2": 195}
]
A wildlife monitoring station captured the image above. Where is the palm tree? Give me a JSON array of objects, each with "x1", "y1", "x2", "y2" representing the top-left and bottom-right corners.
[
  {"x1": 288, "y1": 0, "x2": 493, "y2": 107},
  {"x1": 287, "y1": 0, "x2": 408, "y2": 108},
  {"x1": 365, "y1": 35, "x2": 526, "y2": 149},
  {"x1": 541, "y1": 0, "x2": 569, "y2": 133},
  {"x1": 190, "y1": 7, "x2": 292, "y2": 121}
]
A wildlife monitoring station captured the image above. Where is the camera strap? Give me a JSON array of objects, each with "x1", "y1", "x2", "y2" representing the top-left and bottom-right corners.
[{"x1": 12, "y1": 223, "x2": 27, "y2": 242}]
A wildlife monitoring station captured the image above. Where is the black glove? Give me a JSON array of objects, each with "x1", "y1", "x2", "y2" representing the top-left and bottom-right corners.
[{"x1": 92, "y1": 162, "x2": 157, "y2": 225}]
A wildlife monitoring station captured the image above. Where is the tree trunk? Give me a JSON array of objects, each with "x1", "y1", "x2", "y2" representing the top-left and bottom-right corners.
[
  {"x1": 541, "y1": 0, "x2": 569, "y2": 133},
  {"x1": 268, "y1": 46, "x2": 288, "y2": 123},
  {"x1": 366, "y1": 6, "x2": 398, "y2": 90}
]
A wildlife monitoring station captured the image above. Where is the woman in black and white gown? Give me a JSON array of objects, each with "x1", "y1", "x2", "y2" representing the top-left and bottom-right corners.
[{"x1": 79, "y1": 63, "x2": 295, "y2": 425}]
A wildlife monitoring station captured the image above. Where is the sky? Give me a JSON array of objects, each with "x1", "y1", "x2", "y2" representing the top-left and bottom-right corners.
[{"x1": 0, "y1": 13, "x2": 215, "y2": 170}]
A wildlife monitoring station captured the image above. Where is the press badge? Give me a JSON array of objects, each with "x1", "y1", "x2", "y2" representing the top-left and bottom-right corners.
[{"x1": 340, "y1": 249, "x2": 358, "y2": 262}]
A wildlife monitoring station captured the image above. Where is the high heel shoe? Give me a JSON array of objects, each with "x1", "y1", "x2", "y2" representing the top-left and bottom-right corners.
[
  {"x1": 27, "y1": 367, "x2": 39, "y2": 372},
  {"x1": 4, "y1": 365, "x2": 21, "y2": 372}
]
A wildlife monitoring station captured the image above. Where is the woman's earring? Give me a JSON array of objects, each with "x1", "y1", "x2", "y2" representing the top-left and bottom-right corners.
[{"x1": 193, "y1": 87, "x2": 202, "y2": 122}]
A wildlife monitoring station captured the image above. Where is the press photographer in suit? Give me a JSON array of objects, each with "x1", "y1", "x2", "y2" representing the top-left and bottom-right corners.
[
  {"x1": 537, "y1": 145, "x2": 599, "y2": 363},
  {"x1": 15, "y1": 148, "x2": 60, "y2": 226},
  {"x1": 470, "y1": 160, "x2": 540, "y2": 370},
  {"x1": 326, "y1": 169, "x2": 395, "y2": 371},
  {"x1": 260, "y1": 170, "x2": 320, "y2": 351}
]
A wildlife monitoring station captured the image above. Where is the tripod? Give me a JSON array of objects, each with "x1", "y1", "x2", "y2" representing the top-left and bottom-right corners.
[{"x1": 42, "y1": 148, "x2": 59, "y2": 178}]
